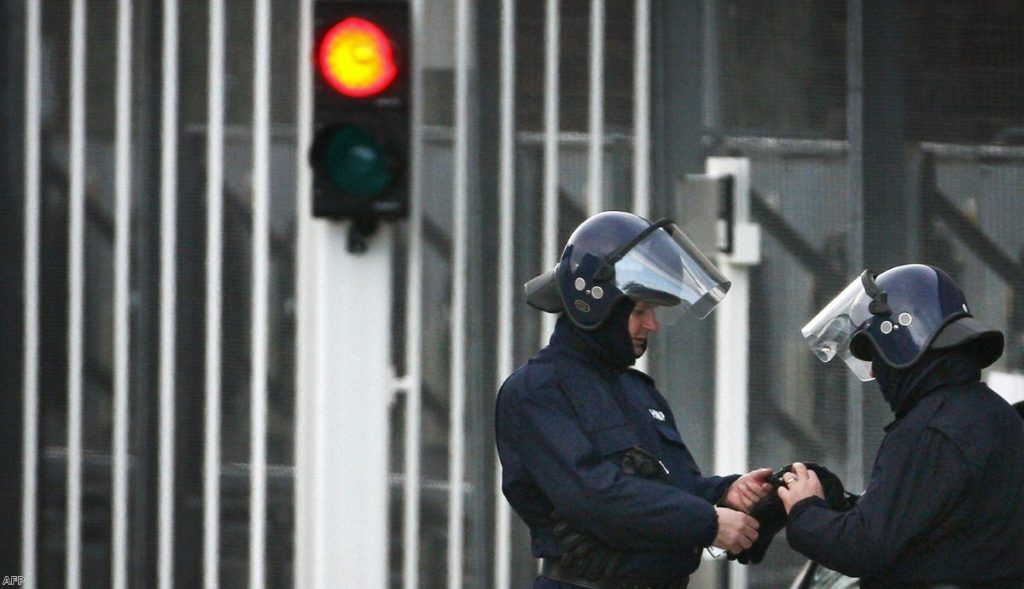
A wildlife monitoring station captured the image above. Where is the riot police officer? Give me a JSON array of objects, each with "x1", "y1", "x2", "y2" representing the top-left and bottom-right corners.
[
  {"x1": 784, "y1": 264, "x2": 1024, "y2": 588},
  {"x1": 495, "y1": 212, "x2": 774, "y2": 589}
]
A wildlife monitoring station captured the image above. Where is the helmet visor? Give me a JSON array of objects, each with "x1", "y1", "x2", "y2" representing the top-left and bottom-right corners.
[
  {"x1": 613, "y1": 222, "x2": 731, "y2": 322},
  {"x1": 800, "y1": 275, "x2": 874, "y2": 381}
]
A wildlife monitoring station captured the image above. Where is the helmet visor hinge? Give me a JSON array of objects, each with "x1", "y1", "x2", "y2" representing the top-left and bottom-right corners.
[
  {"x1": 869, "y1": 291, "x2": 891, "y2": 316},
  {"x1": 593, "y1": 262, "x2": 615, "y2": 282},
  {"x1": 860, "y1": 269, "x2": 892, "y2": 316}
]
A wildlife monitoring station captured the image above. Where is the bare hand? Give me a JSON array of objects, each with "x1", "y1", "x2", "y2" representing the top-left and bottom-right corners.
[
  {"x1": 721, "y1": 467, "x2": 774, "y2": 513},
  {"x1": 713, "y1": 507, "x2": 760, "y2": 554},
  {"x1": 777, "y1": 462, "x2": 825, "y2": 513}
]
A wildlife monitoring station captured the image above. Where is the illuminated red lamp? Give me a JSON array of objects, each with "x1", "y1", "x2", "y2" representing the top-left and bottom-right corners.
[{"x1": 318, "y1": 17, "x2": 398, "y2": 98}]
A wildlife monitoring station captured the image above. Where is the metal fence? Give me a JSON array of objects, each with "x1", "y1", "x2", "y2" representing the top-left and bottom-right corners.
[{"x1": 2, "y1": 1, "x2": 1023, "y2": 589}]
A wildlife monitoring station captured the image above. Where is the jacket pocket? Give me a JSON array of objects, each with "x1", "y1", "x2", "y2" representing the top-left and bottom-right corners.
[
  {"x1": 589, "y1": 423, "x2": 640, "y2": 457},
  {"x1": 653, "y1": 422, "x2": 701, "y2": 476},
  {"x1": 652, "y1": 422, "x2": 686, "y2": 447}
]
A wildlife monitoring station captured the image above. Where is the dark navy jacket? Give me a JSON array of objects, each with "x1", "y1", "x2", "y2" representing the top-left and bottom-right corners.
[
  {"x1": 786, "y1": 351, "x2": 1024, "y2": 585},
  {"x1": 496, "y1": 316, "x2": 737, "y2": 581}
]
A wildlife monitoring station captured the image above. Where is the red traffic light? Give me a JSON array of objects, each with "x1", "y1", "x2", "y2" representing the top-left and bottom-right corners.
[
  {"x1": 318, "y1": 17, "x2": 398, "y2": 98},
  {"x1": 311, "y1": 2, "x2": 409, "y2": 223}
]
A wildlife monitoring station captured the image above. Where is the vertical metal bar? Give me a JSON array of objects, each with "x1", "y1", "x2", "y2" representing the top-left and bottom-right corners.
[
  {"x1": 158, "y1": 1, "x2": 179, "y2": 587},
  {"x1": 112, "y1": 1, "x2": 134, "y2": 587},
  {"x1": 494, "y1": 1, "x2": 515, "y2": 588},
  {"x1": 403, "y1": 1, "x2": 425, "y2": 588},
  {"x1": 701, "y1": 0, "x2": 720, "y2": 134},
  {"x1": 294, "y1": 0, "x2": 317, "y2": 585},
  {"x1": 587, "y1": 0, "x2": 604, "y2": 215},
  {"x1": 205, "y1": 1, "x2": 226, "y2": 587},
  {"x1": 542, "y1": 0, "x2": 560, "y2": 340},
  {"x1": 845, "y1": 0, "x2": 866, "y2": 492},
  {"x1": 633, "y1": 0, "x2": 650, "y2": 373},
  {"x1": 449, "y1": 1, "x2": 471, "y2": 587},
  {"x1": 22, "y1": 0, "x2": 42, "y2": 584},
  {"x1": 633, "y1": 0, "x2": 650, "y2": 220},
  {"x1": 67, "y1": 1, "x2": 87, "y2": 585},
  {"x1": 249, "y1": 0, "x2": 271, "y2": 587}
]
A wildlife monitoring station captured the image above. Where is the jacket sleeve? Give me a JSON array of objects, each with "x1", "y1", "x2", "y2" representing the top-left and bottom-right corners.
[
  {"x1": 693, "y1": 474, "x2": 741, "y2": 506},
  {"x1": 785, "y1": 426, "x2": 970, "y2": 578},
  {"x1": 499, "y1": 372, "x2": 720, "y2": 553}
]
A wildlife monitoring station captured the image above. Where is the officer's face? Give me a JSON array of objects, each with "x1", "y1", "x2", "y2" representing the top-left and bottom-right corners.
[{"x1": 629, "y1": 302, "x2": 660, "y2": 357}]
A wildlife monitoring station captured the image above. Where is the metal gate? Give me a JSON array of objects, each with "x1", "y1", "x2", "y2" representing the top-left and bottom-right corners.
[{"x1": 4, "y1": 1, "x2": 671, "y2": 587}]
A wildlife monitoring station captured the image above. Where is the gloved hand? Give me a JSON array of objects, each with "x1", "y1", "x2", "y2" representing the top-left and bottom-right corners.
[{"x1": 731, "y1": 462, "x2": 855, "y2": 565}]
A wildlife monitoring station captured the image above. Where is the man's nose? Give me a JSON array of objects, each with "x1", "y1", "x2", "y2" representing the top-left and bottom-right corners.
[{"x1": 647, "y1": 309, "x2": 660, "y2": 332}]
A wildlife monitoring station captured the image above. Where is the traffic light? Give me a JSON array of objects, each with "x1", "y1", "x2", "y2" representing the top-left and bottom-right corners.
[{"x1": 311, "y1": 1, "x2": 409, "y2": 229}]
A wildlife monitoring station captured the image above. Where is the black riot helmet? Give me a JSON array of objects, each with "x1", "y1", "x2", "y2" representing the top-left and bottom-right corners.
[
  {"x1": 524, "y1": 211, "x2": 731, "y2": 330},
  {"x1": 802, "y1": 264, "x2": 1004, "y2": 381}
]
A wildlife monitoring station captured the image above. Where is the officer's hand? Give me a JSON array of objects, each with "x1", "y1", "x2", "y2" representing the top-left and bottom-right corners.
[
  {"x1": 722, "y1": 467, "x2": 775, "y2": 513},
  {"x1": 777, "y1": 462, "x2": 825, "y2": 513},
  {"x1": 713, "y1": 507, "x2": 759, "y2": 554}
]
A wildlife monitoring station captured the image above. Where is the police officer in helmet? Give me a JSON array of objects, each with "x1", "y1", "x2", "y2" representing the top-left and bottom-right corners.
[
  {"x1": 496, "y1": 212, "x2": 775, "y2": 589},
  {"x1": 784, "y1": 264, "x2": 1024, "y2": 588}
]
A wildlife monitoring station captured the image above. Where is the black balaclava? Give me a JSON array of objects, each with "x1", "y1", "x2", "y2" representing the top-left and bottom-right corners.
[
  {"x1": 872, "y1": 347, "x2": 981, "y2": 419},
  {"x1": 566, "y1": 297, "x2": 637, "y2": 371}
]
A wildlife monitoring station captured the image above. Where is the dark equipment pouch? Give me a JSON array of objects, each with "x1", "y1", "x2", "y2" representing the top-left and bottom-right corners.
[
  {"x1": 552, "y1": 446, "x2": 672, "y2": 580},
  {"x1": 620, "y1": 446, "x2": 672, "y2": 483}
]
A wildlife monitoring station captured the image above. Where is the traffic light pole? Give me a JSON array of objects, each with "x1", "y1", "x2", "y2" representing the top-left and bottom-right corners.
[
  {"x1": 297, "y1": 4, "x2": 408, "y2": 586},
  {"x1": 295, "y1": 218, "x2": 393, "y2": 588}
]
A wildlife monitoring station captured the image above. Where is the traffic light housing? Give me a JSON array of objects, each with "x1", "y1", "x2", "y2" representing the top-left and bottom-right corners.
[{"x1": 311, "y1": 1, "x2": 409, "y2": 225}]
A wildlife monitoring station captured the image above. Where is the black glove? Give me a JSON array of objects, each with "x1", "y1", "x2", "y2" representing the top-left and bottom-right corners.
[
  {"x1": 731, "y1": 462, "x2": 855, "y2": 565},
  {"x1": 551, "y1": 446, "x2": 671, "y2": 578}
]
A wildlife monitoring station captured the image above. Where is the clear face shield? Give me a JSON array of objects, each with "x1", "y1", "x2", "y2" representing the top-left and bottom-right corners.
[
  {"x1": 800, "y1": 272, "x2": 875, "y2": 381},
  {"x1": 605, "y1": 221, "x2": 732, "y2": 324}
]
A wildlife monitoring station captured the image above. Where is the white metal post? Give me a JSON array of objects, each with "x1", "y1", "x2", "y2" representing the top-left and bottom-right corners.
[
  {"x1": 22, "y1": 1, "x2": 42, "y2": 585},
  {"x1": 67, "y1": 2, "x2": 88, "y2": 585},
  {"x1": 542, "y1": 0, "x2": 560, "y2": 341},
  {"x1": 494, "y1": 1, "x2": 516, "y2": 587},
  {"x1": 708, "y1": 157, "x2": 759, "y2": 589},
  {"x1": 402, "y1": 2, "x2": 425, "y2": 589},
  {"x1": 112, "y1": 1, "x2": 134, "y2": 587},
  {"x1": 204, "y1": 2, "x2": 225, "y2": 587},
  {"x1": 158, "y1": 2, "x2": 180, "y2": 588},
  {"x1": 294, "y1": 3, "x2": 315, "y2": 586},
  {"x1": 587, "y1": 0, "x2": 605, "y2": 216},
  {"x1": 632, "y1": 0, "x2": 651, "y2": 374},
  {"x1": 249, "y1": 0, "x2": 271, "y2": 587},
  {"x1": 449, "y1": 1, "x2": 473, "y2": 586},
  {"x1": 632, "y1": 0, "x2": 650, "y2": 222},
  {"x1": 296, "y1": 222, "x2": 393, "y2": 588}
]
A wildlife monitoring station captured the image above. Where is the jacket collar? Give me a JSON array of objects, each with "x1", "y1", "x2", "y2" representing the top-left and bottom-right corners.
[{"x1": 548, "y1": 311, "x2": 636, "y2": 372}]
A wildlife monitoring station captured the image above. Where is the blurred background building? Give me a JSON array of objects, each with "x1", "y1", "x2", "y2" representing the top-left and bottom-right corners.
[{"x1": 1, "y1": 0, "x2": 1022, "y2": 588}]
